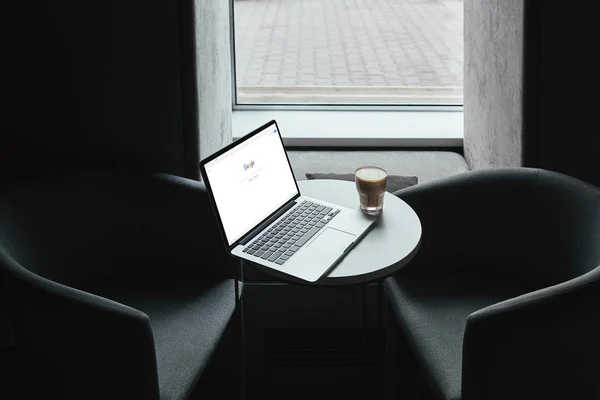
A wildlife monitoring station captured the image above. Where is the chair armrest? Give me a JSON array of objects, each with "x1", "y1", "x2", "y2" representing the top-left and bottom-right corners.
[
  {"x1": 392, "y1": 167, "x2": 541, "y2": 276},
  {"x1": 107, "y1": 171, "x2": 236, "y2": 280},
  {"x1": 461, "y1": 265, "x2": 600, "y2": 400},
  {"x1": 0, "y1": 248, "x2": 160, "y2": 399}
]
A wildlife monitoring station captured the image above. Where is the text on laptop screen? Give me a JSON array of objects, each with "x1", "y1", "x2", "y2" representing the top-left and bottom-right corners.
[{"x1": 204, "y1": 123, "x2": 298, "y2": 245}]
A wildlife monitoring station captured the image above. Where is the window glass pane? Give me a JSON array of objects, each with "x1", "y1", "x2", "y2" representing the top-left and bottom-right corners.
[{"x1": 233, "y1": 0, "x2": 463, "y2": 105}]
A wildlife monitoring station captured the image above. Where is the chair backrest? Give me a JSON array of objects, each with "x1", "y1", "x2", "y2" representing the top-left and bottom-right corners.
[
  {"x1": 461, "y1": 169, "x2": 600, "y2": 400},
  {"x1": 0, "y1": 169, "x2": 135, "y2": 289},
  {"x1": 396, "y1": 167, "x2": 600, "y2": 288},
  {"x1": 0, "y1": 168, "x2": 162, "y2": 399},
  {"x1": 525, "y1": 169, "x2": 600, "y2": 285}
]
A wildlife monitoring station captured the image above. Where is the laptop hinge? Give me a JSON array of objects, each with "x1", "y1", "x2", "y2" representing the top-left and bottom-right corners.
[{"x1": 238, "y1": 200, "x2": 298, "y2": 246}]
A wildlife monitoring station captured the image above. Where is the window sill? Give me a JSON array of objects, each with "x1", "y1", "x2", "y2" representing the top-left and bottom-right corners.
[{"x1": 232, "y1": 108, "x2": 463, "y2": 147}]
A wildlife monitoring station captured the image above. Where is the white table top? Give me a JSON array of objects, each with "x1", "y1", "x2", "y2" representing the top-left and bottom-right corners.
[{"x1": 248, "y1": 179, "x2": 422, "y2": 286}]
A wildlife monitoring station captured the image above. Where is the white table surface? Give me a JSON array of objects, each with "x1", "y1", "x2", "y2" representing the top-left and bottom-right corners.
[{"x1": 248, "y1": 179, "x2": 422, "y2": 286}]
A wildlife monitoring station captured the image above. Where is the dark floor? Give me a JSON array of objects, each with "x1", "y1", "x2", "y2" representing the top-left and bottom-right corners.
[{"x1": 195, "y1": 280, "x2": 437, "y2": 400}]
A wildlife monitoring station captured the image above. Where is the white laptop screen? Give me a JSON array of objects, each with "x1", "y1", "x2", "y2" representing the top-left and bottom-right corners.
[{"x1": 204, "y1": 122, "x2": 299, "y2": 246}]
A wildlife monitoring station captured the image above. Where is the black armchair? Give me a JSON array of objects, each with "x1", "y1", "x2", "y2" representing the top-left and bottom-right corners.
[
  {"x1": 384, "y1": 167, "x2": 600, "y2": 400},
  {"x1": 0, "y1": 167, "x2": 242, "y2": 400}
]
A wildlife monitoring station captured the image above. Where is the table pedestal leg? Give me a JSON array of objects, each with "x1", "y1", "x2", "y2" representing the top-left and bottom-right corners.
[
  {"x1": 235, "y1": 260, "x2": 247, "y2": 400},
  {"x1": 361, "y1": 281, "x2": 388, "y2": 397}
]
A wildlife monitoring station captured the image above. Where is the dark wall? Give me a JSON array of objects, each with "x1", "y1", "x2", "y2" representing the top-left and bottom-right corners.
[
  {"x1": 1, "y1": 1, "x2": 187, "y2": 182},
  {"x1": 464, "y1": 1, "x2": 599, "y2": 188},
  {"x1": 534, "y1": 3, "x2": 600, "y2": 187}
]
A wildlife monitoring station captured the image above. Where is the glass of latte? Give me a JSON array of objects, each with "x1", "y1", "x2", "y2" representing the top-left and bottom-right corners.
[{"x1": 354, "y1": 166, "x2": 388, "y2": 216}]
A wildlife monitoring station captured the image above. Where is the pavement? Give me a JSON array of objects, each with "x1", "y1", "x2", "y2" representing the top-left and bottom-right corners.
[{"x1": 233, "y1": 0, "x2": 463, "y2": 104}]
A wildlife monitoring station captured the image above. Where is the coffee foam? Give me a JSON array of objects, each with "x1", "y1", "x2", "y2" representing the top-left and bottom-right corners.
[{"x1": 355, "y1": 167, "x2": 387, "y2": 182}]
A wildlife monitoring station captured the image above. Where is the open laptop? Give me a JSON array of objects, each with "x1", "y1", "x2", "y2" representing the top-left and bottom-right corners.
[{"x1": 199, "y1": 119, "x2": 376, "y2": 283}]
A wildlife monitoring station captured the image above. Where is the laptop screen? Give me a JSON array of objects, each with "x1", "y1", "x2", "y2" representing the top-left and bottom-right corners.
[{"x1": 203, "y1": 121, "x2": 299, "y2": 246}]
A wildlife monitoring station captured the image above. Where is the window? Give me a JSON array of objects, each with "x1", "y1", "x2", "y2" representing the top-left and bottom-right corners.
[{"x1": 230, "y1": 0, "x2": 464, "y2": 145}]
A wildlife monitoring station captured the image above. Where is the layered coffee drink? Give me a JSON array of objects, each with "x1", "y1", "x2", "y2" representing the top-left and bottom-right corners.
[{"x1": 354, "y1": 166, "x2": 388, "y2": 216}]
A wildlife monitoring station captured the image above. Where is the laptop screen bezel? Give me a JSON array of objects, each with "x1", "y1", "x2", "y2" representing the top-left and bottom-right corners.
[{"x1": 199, "y1": 119, "x2": 301, "y2": 252}]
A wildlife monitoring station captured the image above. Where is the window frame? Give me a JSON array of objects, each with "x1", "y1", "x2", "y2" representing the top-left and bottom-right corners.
[{"x1": 228, "y1": 0, "x2": 463, "y2": 147}]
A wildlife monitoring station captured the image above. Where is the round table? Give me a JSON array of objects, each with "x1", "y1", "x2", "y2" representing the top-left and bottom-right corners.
[
  {"x1": 236, "y1": 179, "x2": 423, "y2": 395},
  {"x1": 301, "y1": 179, "x2": 422, "y2": 285},
  {"x1": 246, "y1": 179, "x2": 422, "y2": 286}
]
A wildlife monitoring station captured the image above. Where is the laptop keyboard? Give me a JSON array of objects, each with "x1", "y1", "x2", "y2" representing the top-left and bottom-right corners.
[{"x1": 242, "y1": 200, "x2": 340, "y2": 265}]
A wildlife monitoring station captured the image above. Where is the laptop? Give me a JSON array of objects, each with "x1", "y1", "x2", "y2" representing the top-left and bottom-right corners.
[{"x1": 199, "y1": 119, "x2": 376, "y2": 283}]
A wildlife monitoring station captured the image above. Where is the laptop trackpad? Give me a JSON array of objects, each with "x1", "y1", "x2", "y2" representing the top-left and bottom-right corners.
[{"x1": 306, "y1": 227, "x2": 356, "y2": 257}]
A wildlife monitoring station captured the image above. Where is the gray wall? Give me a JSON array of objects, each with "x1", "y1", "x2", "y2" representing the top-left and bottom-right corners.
[
  {"x1": 196, "y1": 0, "x2": 233, "y2": 168},
  {"x1": 463, "y1": 0, "x2": 525, "y2": 169},
  {"x1": 464, "y1": 1, "x2": 600, "y2": 187},
  {"x1": 537, "y1": 3, "x2": 600, "y2": 187},
  {"x1": 181, "y1": 0, "x2": 233, "y2": 179}
]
